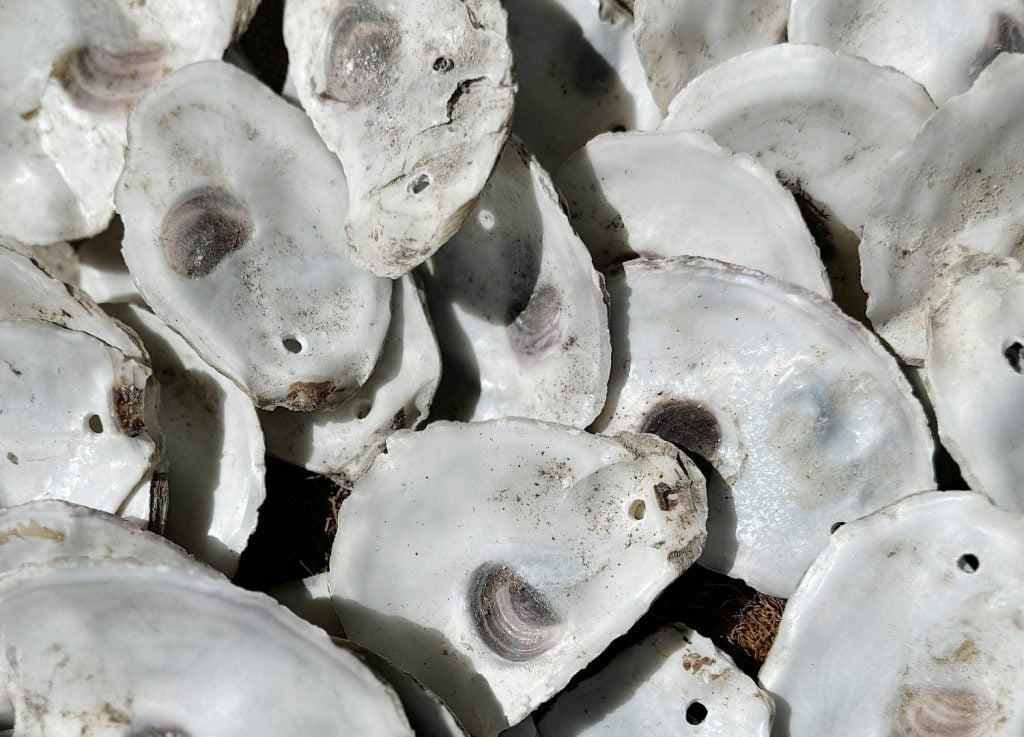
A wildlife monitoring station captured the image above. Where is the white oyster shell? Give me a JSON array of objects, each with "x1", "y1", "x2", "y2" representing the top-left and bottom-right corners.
[
  {"x1": 506, "y1": 0, "x2": 661, "y2": 172},
  {"x1": 924, "y1": 253, "x2": 1024, "y2": 512},
  {"x1": 536, "y1": 625, "x2": 774, "y2": 736},
  {"x1": 260, "y1": 275, "x2": 441, "y2": 484},
  {"x1": 555, "y1": 129, "x2": 829, "y2": 294},
  {"x1": 0, "y1": 561, "x2": 414, "y2": 736},
  {"x1": 329, "y1": 418, "x2": 707, "y2": 736},
  {"x1": 634, "y1": 0, "x2": 789, "y2": 112},
  {"x1": 284, "y1": 0, "x2": 514, "y2": 277},
  {"x1": 77, "y1": 218, "x2": 140, "y2": 305},
  {"x1": 272, "y1": 573, "x2": 346, "y2": 638},
  {"x1": 761, "y1": 492, "x2": 1024, "y2": 736},
  {"x1": 0, "y1": 0, "x2": 242, "y2": 245},
  {"x1": 117, "y1": 60, "x2": 391, "y2": 411},
  {"x1": 592, "y1": 257, "x2": 935, "y2": 597},
  {"x1": 861, "y1": 53, "x2": 1024, "y2": 365},
  {"x1": 105, "y1": 303, "x2": 265, "y2": 576},
  {"x1": 661, "y1": 43, "x2": 935, "y2": 318},
  {"x1": 421, "y1": 139, "x2": 611, "y2": 428},
  {"x1": 790, "y1": 0, "x2": 1024, "y2": 105}
]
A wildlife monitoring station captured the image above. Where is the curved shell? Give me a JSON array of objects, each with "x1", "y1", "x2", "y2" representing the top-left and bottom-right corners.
[
  {"x1": 284, "y1": 0, "x2": 514, "y2": 277},
  {"x1": 330, "y1": 418, "x2": 707, "y2": 736},
  {"x1": 556, "y1": 129, "x2": 829, "y2": 294},
  {"x1": 790, "y1": 0, "x2": 1024, "y2": 105},
  {"x1": 761, "y1": 492, "x2": 1024, "y2": 736},
  {"x1": 422, "y1": 139, "x2": 611, "y2": 428},
  {"x1": 592, "y1": 257, "x2": 935, "y2": 597},
  {"x1": 117, "y1": 61, "x2": 391, "y2": 411},
  {"x1": 861, "y1": 53, "x2": 1024, "y2": 364},
  {"x1": 0, "y1": 561, "x2": 414, "y2": 736},
  {"x1": 661, "y1": 43, "x2": 935, "y2": 318}
]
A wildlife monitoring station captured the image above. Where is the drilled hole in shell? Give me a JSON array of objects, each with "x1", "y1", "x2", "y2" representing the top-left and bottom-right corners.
[
  {"x1": 508, "y1": 284, "x2": 563, "y2": 357},
  {"x1": 409, "y1": 173, "x2": 432, "y2": 195},
  {"x1": 1003, "y1": 340, "x2": 1024, "y2": 373},
  {"x1": 55, "y1": 44, "x2": 164, "y2": 113},
  {"x1": 433, "y1": 56, "x2": 455, "y2": 72},
  {"x1": 159, "y1": 186, "x2": 252, "y2": 279},
  {"x1": 87, "y1": 414, "x2": 104, "y2": 434},
  {"x1": 282, "y1": 336, "x2": 305, "y2": 354},
  {"x1": 469, "y1": 562, "x2": 564, "y2": 661},
  {"x1": 685, "y1": 700, "x2": 708, "y2": 725},
  {"x1": 629, "y1": 499, "x2": 646, "y2": 520},
  {"x1": 957, "y1": 553, "x2": 980, "y2": 573}
]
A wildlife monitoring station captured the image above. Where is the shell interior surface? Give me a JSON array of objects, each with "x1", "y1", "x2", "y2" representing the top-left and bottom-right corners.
[
  {"x1": 260, "y1": 275, "x2": 441, "y2": 484},
  {"x1": 284, "y1": 0, "x2": 514, "y2": 277},
  {"x1": 661, "y1": 43, "x2": 935, "y2": 318},
  {"x1": 924, "y1": 253, "x2": 1024, "y2": 513},
  {"x1": 105, "y1": 303, "x2": 265, "y2": 576},
  {"x1": 505, "y1": 0, "x2": 661, "y2": 172},
  {"x1": 116, "y1": 60, "x2": 392, "y2": 412},
  {"x1": 861, "y1": 53, "x2": 1024, "y2": 365},
  {"x1": 790, "y1": 0, "x2": 1024, "y2": 105},
  {"x1": 536, "y1": 625, "x2": 774, "y2": 736},
  {"x1": 0, "y1": 562, "x2": 414, "y2": 737},
  {"x1": 556, "y1": 128, "x2": 830, "y2": 295},
  {"x1": 761, "y1": 492, "x2": 1024, "y2": 736},
  {"x1": 633, "y1": 0, "x2": 789, "y2": 112},
  {"x1": 592, "y1": 257, "x2": 935, "y2": 597},
  {"x1": 329, "y1": 418, "x2": 708, "y2": 736},
  {"x1": 0, "y1": 0, "x2": 241, "y2": 245},
  {"x1": 421, "y1": 139, "x2": 611, "y2": 429}
]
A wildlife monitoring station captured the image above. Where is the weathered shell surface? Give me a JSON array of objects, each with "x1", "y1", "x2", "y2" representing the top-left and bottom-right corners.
[
  {"x1": 790, "y1": 0, "x2": 1024, "y2": 104},
  {"x1": 537, "y1": 625, "x2": 774, "y2": 736},
  {"x1": 330, "y1": 418, "x2": 707, "y2": 736},
  {"x1": 861, "y1": 53, "x2": 1024, "y2": 365},
  {"x1": 761, "y1": 492, "x2": 1024, "y2": 736},
  {"x1": 106, "y1": 303, "x2": 265, "y2": 575},
  {"x1": 117, "y1": 61, "x2": 392, "y2": 411},
  {"x1": 661, "y1": 43, "x2": 935, "y2": 318},
  {"x1": 556, "y1": 129, "x2": 829, "y2": 294},
  {"x1": 0, "y1": 562, "x2": 414, "y2": 736},
  {"x1": 260, "y1": 276, "x2": 440, "y2": 483},
  {"x1": 284, "y1": 0, "x2": 514, "y2": 277},
  {"x1": 592, "y1": 257, "x2": 935, "y2": 597},
  {"x1": 634, "y1": 0, "x2": 789, "y2": 111},
  {"x1": 422, "y1": 139, "x2": 610, "y2": 428}
]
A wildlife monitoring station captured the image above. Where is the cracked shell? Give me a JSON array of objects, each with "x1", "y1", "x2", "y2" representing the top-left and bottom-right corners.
[
  {"x1": 556, "y1": 129, "x2": 829, "y2": 294},
  {"x1": 661, "y1": 43, "x2": 935, "y2": 319},
  {"x1": 421, "y1": 139, "x2": 611, "y2": 428},
  {"x1": 117, "y1": 60, "x2": 391, "y2": 411},
  {"x1": 536, "y1": 625, "x2": 774, "y2": 736},
  {"x1": 591, "y1": 257, "x2": 935, "y2": 597},
  {"x1": 329, "y1": 418, "x2": 707, "y2": 736},
  {"x1": 761, "y1": 492, "x2": 1024, "y2": 736},
  {"x1": 0, "y1": 561, "x2": 414, "y2": 736},
  {"x1": 284, "y1": 0, "x2": 514, "y2": 277}
]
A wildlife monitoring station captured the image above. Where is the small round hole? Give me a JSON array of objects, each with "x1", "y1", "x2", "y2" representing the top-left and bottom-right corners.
[
  {"x1": 354, "y1": 400, "x2": 372, "y2": 420},
  {"x1": 282, "y1": 336, "x2": 304, "y2": 354},
  {"x1": 87, "y1": 414, "x2": 104, "y2": 433},
  {"x1": 830, "y1": 521, "x2": 845, "y2": 534},
  {"x1": 957, "y1": 553, "x2": 979, "y2": 573},
  {"x1": 408, "y1": 173, "x2": 432, "y2": 195},
  {"x1": 628, "y1": 499, "x2": 646, "y2": 520},
  {"x1": 685, "y1": 700, "x2": 708, "y2": 725},
  {"x1": 432, "y1": 56, "x2": 454, "y2": 72},
  {"x1": 1004, "y1": 341, "x2": 1024, "y2": 373}
]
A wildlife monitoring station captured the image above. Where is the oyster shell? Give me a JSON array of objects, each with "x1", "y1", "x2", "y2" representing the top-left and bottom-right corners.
[
  {"x1": 284, "y1": 0, "x2": 514, "y2": 277},
  {"x1": 260, "y1": 275, "x2": 441, "y2": 483},
  {"x1": 592, "y1": 257, "x2": 935, "y2": 597},
  {"x1": 0, "y1": 0, "x2": 244, "y2": 245},
  {"x1": 761, "y1": 492, "x2": 1024, "y2": 736},
  {"x1": 790, "y1": 0, "x2": 1024, "y2": 104},
  {"x1": 555, "y1": 129, "x2": 829, "y2": 294},
  {"x1": 861, "y1": 53, "x2": 1024, "y2": 365},
  {"x1": 924, "y1": 253, "x2": 1024, "y2": 512},
  {"x1": 329, "y1": 418, "x2": 707, "y2": 736},
  {"x1": 421, "y1": 139, "x2": 611, "y2": 428},
  {"x1": 105, "y1": 303, "x2": 265, "y2": 576},
  {"x1": 634, "y1": 0, "x2": 789, "y2": 112},
  {"x1": 77, "y1": 218, "x2": 141, "y2": 305},
  {"x1": 272, "y1": 573, "x2": 346, "y2": 638},
  {"x1": 506, "y1": 0, "x2": 661, "y2": 172},
  {"x1": 536, "y1": 625, "x2": 774, "y2": 735},
  {"x1": 117, "y1": 60, "x2": 392, "y2": 411},
  {"x1": 0, "y1": 561, "x2": 414, "y2": 736},
  {"x1": 661, "y1": 43, "x2": 935, "y2": 319}
]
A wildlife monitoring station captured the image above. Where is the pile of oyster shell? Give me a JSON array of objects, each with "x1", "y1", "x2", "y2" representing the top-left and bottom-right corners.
[{"x1": 2, "y1": 0, "x2": 1024, "y2": 734}]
